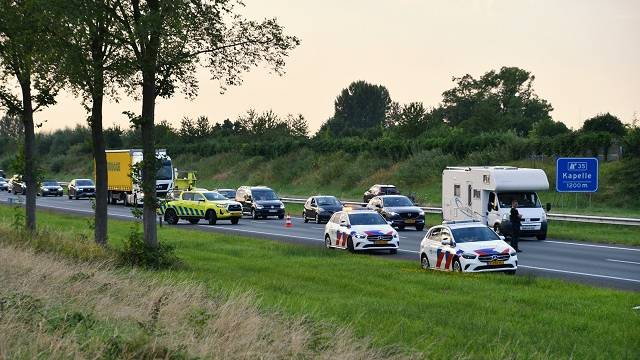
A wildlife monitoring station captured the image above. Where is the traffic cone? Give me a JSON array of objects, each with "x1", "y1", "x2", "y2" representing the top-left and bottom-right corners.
[{"x1": 285, "y1": 213, "x2": 293, "y2": 228}]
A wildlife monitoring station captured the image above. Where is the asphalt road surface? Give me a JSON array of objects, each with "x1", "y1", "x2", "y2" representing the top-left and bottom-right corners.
[{"x1": 2, "y1": 192, "x2": 639, "y2": 291}]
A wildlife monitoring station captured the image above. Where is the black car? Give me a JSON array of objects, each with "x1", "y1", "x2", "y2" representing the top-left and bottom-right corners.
[
  {"x1": 215, "y1": 188, "x2": 237, "y2": 200},
  {"x1": 367, "y1": 195, "x2": 425, "y2": 231},
  {"x1": 0, "y1": 177, "x2": 9, "y2": 192},
  {"x1": 68, "y1": 179, "x2": 96, "y2": 199},
  {"x1": 303, "y1": 195, "x2": 343, "y2": 224},
  {"x1": 235, "y1": 186, "x2": 285, "y2": 219},
  {"x1": 39, "y1": 180, "x2": 64, "y2": 197},
  {"x1": 363, "y1": 184, "x2": 400, "y2": 203}
]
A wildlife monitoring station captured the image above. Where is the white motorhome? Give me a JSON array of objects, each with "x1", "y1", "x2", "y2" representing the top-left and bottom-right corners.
[{"x1": 442, "y1": 166, "x2": 551, "y2": 240}]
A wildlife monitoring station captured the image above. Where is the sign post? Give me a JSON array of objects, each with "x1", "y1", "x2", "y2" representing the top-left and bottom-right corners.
[{"x1": 556, "y1": 157, "x2": 599, "y2": 193}]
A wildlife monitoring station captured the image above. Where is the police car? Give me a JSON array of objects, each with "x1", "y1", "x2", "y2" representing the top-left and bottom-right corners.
[
  {"x1": 324, "y1": 209, "x2": 399, "y2": 254},
  {"x1": 159, "y1": 190, "x2": 242, "y2": 225},
  {"x1": 419, "y1": 220, "x2": 517, "y2": 274}
]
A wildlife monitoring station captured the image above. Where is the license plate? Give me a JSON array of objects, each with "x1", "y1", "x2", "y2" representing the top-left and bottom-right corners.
[
  {"x1": 489, "y1": 260, "x2": 504, "y2": 265},
  {"x1": 374, "y1": 240, "x2": 387, "y2": 245},
  {"x1": 405, "y1": 219, "x2": 415, "y2": 224},
  {"x1": 269, "y1": 210, "x2": 277, "y2": 213},
  {"x1": 521, "y1": 225, "x2": 536, "y2": 230}
]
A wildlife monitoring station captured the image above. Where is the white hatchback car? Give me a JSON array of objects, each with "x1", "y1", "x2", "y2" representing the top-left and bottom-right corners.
[
  {"x1": 324, "y1": 210, "x2": 399, "y2": 254},
  {"x1": 419, "y1": 220, "x2": 518, "y2": 274}
]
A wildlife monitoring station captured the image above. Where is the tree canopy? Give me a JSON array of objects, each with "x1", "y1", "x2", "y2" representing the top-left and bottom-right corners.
[{"x1": 581, "y1": 113, "x2": 626, "y2": 137}]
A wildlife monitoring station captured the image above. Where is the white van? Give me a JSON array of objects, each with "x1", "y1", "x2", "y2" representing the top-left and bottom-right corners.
[{"x1": 442, "y1": 166, "x2": 551, "y2": 240}]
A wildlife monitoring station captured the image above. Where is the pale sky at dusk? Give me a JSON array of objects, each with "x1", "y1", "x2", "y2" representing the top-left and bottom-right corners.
[{"x1": 36, "y1": 0, "x2": 640, "y2": 133}]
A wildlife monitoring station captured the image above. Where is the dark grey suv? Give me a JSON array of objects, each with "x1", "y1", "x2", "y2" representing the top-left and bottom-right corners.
[{"x1": 235, "y1": 186, "x2": 285, "y2": 220}]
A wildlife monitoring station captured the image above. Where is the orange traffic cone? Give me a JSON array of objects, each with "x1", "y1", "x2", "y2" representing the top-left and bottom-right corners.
[{"x1": 285, "y1": 213, "x2": 293, "y2": 228}]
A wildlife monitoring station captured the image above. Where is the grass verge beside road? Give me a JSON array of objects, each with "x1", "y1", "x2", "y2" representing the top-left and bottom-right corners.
[{"x1": 1, "y1": 206, "x2": 639, "y2": 359}]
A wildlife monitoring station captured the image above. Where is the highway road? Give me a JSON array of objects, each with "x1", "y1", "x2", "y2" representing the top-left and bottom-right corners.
[{"x1": 2, "y1": 192, "x2": 639, "y2": 291}]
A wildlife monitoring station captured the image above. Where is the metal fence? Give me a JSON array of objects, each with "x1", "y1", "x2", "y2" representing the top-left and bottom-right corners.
[{"x1": 280, "y1": 197, "x2": 640, "y2": 226}]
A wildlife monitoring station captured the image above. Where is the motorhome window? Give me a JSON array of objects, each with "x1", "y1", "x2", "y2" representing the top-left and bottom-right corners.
[
  {"x1": 348, "y1": 213, "x2": 387, "y2": 225},
  {"x1": 483, "y1": 175, "x2": 490, "y2": 184},
  {"x1": 451, "y1": 227, "x2": 500, "y2": 243},
  {"x1": 497, "y1": 192, "x2": 541, "y2": 208},
  {"x1": 157, "y1": 159, "x2": 173, "y2": 180},
  {"x1": 473, "y1": 190, "x2": 481, "y2": 199},
  {"x1": 383, "y1": 196, "x2": 413, "y2": 207},
  {"x1": 252, "y1": 190, "x2": 279, "y2": 201},
  {"x1": 454, "y1": 185, "x2": 461, "y2": 197}
]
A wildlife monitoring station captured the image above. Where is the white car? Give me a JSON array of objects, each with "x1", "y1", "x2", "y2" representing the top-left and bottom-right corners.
[
  {"x1": 0, "y1": 177, "x2": 8, "y2": 191},
  {"x1": 324, "y1": 210, "x2": 399, "y2": 254},
  {"x1": 419, "y1": 220, "x2": 518, "y2": 274}
]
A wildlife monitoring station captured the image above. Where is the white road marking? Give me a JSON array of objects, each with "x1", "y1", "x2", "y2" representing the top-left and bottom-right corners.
[
  {"x1": 543, "y1": 240, "x2": 640, "y2": 252},
  {"x1": 606, "y1": 259, "x2": 640, "y2": 266},
  {"x1": 518, "y1": 265, "x2": 640, "y2": 283}
]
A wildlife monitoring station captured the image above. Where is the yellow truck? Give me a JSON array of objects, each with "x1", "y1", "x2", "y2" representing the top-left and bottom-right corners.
[{"x1": 104, "y1": 149, "x2": 174, "y2": 206}]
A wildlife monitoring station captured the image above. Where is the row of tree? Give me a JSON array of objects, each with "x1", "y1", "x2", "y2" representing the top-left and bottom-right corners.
[{"x1": 0, "y1": 0, "x2": 299, "y2": 250}]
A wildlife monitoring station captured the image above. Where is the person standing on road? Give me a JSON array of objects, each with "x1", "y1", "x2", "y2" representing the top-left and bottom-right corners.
[{"x1": 510, "y1": 200, "x2": 523, "y2": 252}]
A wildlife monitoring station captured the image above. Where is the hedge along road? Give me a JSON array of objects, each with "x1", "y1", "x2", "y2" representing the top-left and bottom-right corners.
[{"x1": 1, "y1": 192, "x2": 638, "y2": 291}]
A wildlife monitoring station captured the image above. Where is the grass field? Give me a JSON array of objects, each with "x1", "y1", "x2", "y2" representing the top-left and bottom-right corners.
[{"x1": 1, "y1": 205, "x2": 638, "y2": 359}]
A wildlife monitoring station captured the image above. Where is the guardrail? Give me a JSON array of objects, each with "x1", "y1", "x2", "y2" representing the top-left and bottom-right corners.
[{"x1": 280, "y1": 197, "x2": 640, "y2": 226}]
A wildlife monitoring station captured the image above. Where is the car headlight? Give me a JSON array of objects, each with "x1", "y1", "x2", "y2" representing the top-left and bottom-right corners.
[
  {"x1": 502, "y1": 213, "x2": 509, "y2": 221},
  {"x1": 388, "y1": 211, "x2": 399, "y2": 217},
  {"x1": 43, "y1": 188, "x2": 48, "y2": 191},
  {"x1": 280, "y1": 204, "x2": 285, "y2": 209},
  {"x1": 255, "y1": 204, "x2": 264, "y2": 209},
  {"x1": 354, "y1": 233, "x2": 367, "y2": 239},
  {"x1": 461, "y1": 253, "x2": 477, "y2": 259},
  {"x1": 393, "y1": 233, "x2": 399, "y2": 239},
  {"x1": 418, "y1": 210, "x2": 424, "y2": 216},
  {"x1": 317, "y1": 207, "x2": 325, "y2": 213},
  {"x1": 541, "y1": 212, "x2": 547, "y2": 221},
  {"x1": 510, "y1": 251, "x2": 517, "y2": 256},
  {"x1": 58, "y1": 187, "x2": 63, "y2": 191}
]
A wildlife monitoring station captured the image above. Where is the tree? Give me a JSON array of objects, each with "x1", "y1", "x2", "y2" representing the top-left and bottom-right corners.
[
  {"x1": 112, "y1": 0, "x2": 299, "y2": 248},
  {"x1": 0, "y1": 114, "x2": 23, "y2": 138},
  {"x1": 0, "y1": 0, "x2": 60, "y2": 232},
  {"x1": 49, "y1": 0, "x2": 131, "y2": 245},
  {"x1": 285, "y1": 114, "x2": 308, "y2": 138},
  {"x1": 581, "y1": 113, "x2": 626, "y2": 137},
  {"x1": 440, "y1": 67, "x2": 553, "y2": 135},
  {"x1": 320, "y1": 80, "x2": 392, "y2": 138},
  {"x1": 529, "y1": 118, "x2": 570, "y2": 138}
]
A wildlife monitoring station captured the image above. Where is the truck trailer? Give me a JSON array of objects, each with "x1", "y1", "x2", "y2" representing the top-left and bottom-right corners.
[
  {"x1": 104, "y1": 149, "x2": 174, "y2": 206},
  {"x1": 442, "y1": 166, "x2": 551, "y2": 240}
]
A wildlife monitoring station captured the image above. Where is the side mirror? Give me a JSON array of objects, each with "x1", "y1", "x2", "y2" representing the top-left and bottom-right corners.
[
  {"x1": 441, "y1": 237, "x2": 451, "y2": 246},
  {"x1": 340, "y1": 221, "x2": 350, "y2": 228},
  {"x1": 546, "y1": 203, "x2": 551, "y2": 212},
  {"x1": 376, "y1": 203, "x2": 382, "y2": 208},
  {"x1": 246, "y1": 196, "x2": 252, "y2": 202}
]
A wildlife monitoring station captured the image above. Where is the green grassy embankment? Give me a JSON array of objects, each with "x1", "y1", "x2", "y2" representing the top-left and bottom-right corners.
[{"x1": 1, "y1": 205, "x2": 638, "y2": 359}]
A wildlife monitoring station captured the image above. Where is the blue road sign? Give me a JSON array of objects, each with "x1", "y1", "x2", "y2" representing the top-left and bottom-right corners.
[{"x1": 556, "y1": 157, "x2": 598, "y2": 193}]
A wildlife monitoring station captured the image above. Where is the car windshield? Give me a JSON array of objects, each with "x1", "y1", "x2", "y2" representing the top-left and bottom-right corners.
[
  {"x1": 451, "y1": 227, "x2": 500, "y2": 243},
  {"x1": 43, "y1": 181, "x2": 59, "y2": 186},
  {"x1": 77, "y1": 180, "x2": 94, "y2": 186},
  {"x1": 348, "y1": 213, "x2": 387, "y2": 225},
  {"x1": 157, "y1": 159, "x2": 173, "y2": 181},
  {"x1": 202, "y1": 192, "x2": 227, "y2": 201},
  {"x1": 0, "y1": 177, "x2": 5, "y2": 182},
  {"x1": 383, "y1": 196, "x2": 413, "y2": 207},
  {"x1": 497, "y1": 192, "x2": 541, "y2": 208},
  {"x1": 317, "y1": 196, "x2": 341, "y2": 206},
  {"x1": 252, "y1": 190, "x2": 279, "y2": 201},
  {"x1": 381, "y1": 187, "x2": 399, "y2": 194},
  {"x1": 218, "y1": 190, "x2": 235, "y2": 198}
]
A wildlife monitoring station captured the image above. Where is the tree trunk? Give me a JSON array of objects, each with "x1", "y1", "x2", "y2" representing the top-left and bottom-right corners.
[
  {"x1": 141, "y1": 71, "x2": 157, "y2": 248},
  {"x1": 91, "y1": 92, "x2": 108, "y2": 246},
  {"x1": 20, "y1": 78, "x2": 36, "y2": 232}
]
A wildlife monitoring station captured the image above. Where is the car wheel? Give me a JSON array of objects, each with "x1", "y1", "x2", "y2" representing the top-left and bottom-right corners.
[
  {"x1": 231, "y1": 217, "x2": 239, "y2": 225},
  {"x1": 347, "y1": 237, "x2": 355, "y2": 253},
  {"x1": 416, "y1": 224, "x2": 424, "y2": 231},
  {"x1": 68, "y1": 194, "x2": 72, "y2": 200},
  {"x1": 420, "y1": 254, "x2": 430, "y2": 269},
  {"x1": 536, "y1": 233, "x2": 547, "y2": 240},
  {"x1": 493, "y1": 224, "x2": 501, "y2": 234},
  {"x1": 315, "y1": 214, "x2": 320, "y2": 224},
  {"x1": 303, "y1": 212, "x2": 308, "y2": 223},
  {"x1": 324, "y1": 235, "x2": 332, "y2": 249},
  {"x1": 252, "y1": 209, "x2": 258, "y2": 220},
  {"x1": 75, "y1": 195, "x2": 79, "y2": 200},
  {"x1": 164, "y1": 209, "x2": 179, "y2": 225},
  {"x1": 389, "y1": 248, "x2": 397, "y2": 255},
  {"x1": 452, "y1": 259, "x2": 462, "y2": 272},
  {"x1": 207, "y1": 210, "x2": 217, "y2": 225},
  {"x1": 188, "y1": 218, "x2": 200, "y2": 224},
  {"x1": 397, "y1": 225, "x2": 405, "y2": 231}
]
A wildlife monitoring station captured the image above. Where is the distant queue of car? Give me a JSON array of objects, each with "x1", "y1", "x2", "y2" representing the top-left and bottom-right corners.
[{"x1": 1, "y1": 175, "x2": 94, "y2": 198}]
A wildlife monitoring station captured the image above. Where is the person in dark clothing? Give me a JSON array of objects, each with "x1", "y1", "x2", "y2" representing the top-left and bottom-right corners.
[{"x1": 510, "y1": 200, "x2": 523, "y2": 252}]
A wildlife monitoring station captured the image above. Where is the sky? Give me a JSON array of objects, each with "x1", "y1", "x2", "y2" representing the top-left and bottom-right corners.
[{"x1": 36, "y1": 0, "x2": 640, "y2": 133}]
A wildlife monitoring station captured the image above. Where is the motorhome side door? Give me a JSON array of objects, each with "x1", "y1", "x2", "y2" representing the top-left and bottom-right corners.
[{"x1": 487, "y1": 192, "x2": 501, "y2": 229}]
